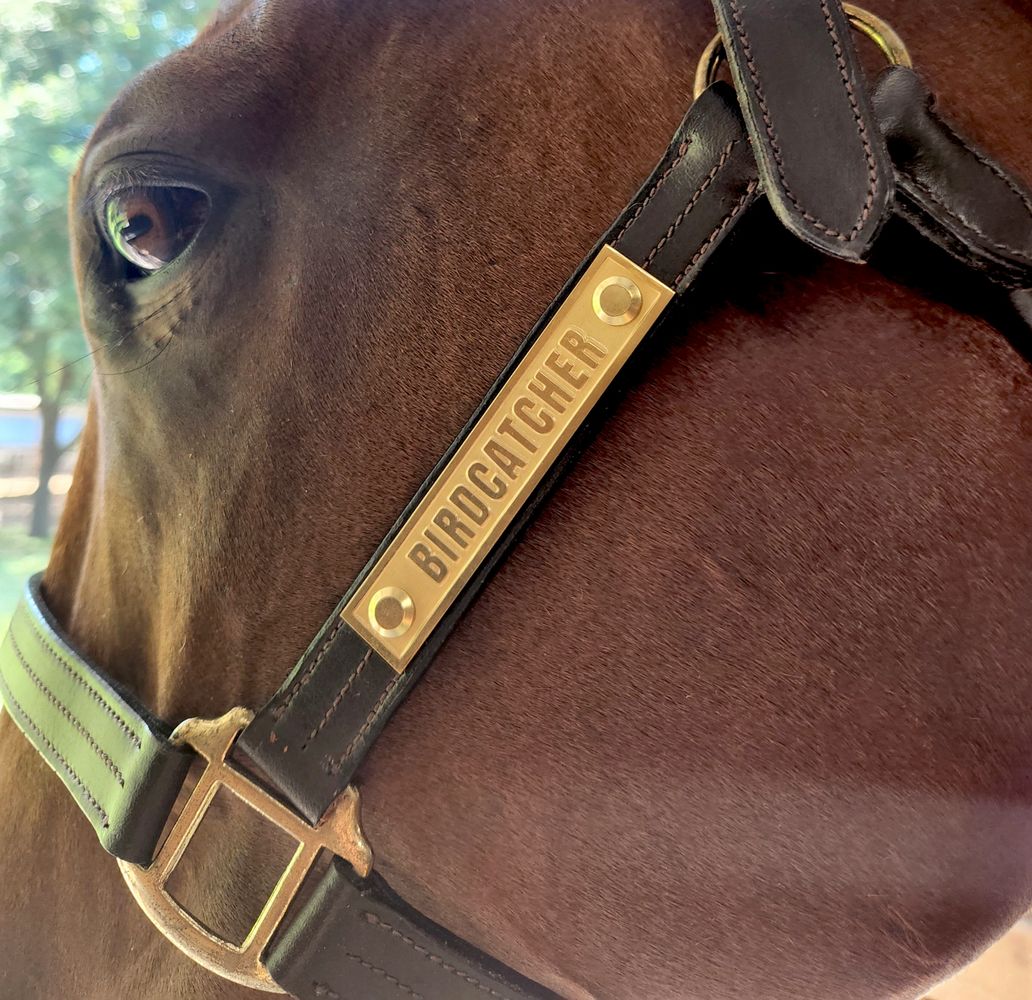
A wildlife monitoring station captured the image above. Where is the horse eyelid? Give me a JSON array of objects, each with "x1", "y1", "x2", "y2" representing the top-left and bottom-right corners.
[{"x1": 81, "y1": 165, "x2": 200, "y2": 218}]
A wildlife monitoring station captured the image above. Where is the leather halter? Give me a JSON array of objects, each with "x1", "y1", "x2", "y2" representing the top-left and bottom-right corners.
[{"x1": 4, "y1": 4, "x2": 1032, "y2": 997}]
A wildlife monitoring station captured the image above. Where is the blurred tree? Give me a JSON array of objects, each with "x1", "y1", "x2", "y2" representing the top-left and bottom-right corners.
[{"x1": 0, "y1": 0, "x2": 216, "y2": 536}]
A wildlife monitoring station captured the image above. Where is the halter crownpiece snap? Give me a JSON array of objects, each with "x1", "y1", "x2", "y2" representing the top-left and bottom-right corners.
[{"x1": 117, "y1": 708, "x2": 372, "y2": 993}]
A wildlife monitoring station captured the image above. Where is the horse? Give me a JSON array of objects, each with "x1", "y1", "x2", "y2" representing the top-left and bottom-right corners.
[{"x1": 2, "y1": 0, "x2": 1031, "y2": 997}]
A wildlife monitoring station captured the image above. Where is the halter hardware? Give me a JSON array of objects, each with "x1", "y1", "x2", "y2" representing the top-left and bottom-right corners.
[
  {"x1": 342, "y1": 245, "x2": 674, "y2": 672},
  {"x1": 117, "y1": 708, "x2": 372, "y2": 993}
]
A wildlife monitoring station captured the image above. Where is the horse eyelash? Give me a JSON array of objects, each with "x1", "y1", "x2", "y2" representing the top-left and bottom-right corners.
[{"x1": 81, "y1": 165, "x2": 186, "y2": 217}]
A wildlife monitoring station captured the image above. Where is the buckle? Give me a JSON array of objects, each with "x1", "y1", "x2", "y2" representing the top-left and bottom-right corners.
[{"x1": 117, "y1": 708, "x2": 372, "y2": 993}]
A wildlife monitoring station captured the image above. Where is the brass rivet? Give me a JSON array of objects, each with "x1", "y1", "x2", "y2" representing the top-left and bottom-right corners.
[
  {"x1": 368, "y1": 587, "x2": 415, "y2": 639},
  {"x1": 593, "y1": 275, "x2": 642, "y2": 326}
]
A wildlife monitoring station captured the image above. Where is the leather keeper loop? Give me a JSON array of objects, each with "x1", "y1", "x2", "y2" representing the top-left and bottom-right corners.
[{"x1": 711, "y1": 0, "x2": 894, "y2": 260}]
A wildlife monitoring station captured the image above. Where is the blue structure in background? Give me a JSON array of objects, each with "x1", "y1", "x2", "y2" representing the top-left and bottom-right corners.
[{"x1": 0, "y1": 412, "x2": 83, "y2": 450}]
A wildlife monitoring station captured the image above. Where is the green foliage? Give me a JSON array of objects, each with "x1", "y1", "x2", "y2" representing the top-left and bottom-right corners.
[
  {"x1": 0, "y1": 0, "x2": 217, "y2": 400},
  {"x1": 0, "y1": 527, "x2": 51, "y2": 632}
]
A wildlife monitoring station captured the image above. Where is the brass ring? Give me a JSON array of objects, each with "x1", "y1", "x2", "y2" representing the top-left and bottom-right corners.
[{"x1": 692, "y1": 4, "x2": 912, "y2": 100}]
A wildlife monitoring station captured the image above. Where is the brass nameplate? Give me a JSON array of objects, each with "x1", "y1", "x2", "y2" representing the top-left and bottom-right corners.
[{"x1": 343, "y1": 245, "x2": 674, "y2": 672}]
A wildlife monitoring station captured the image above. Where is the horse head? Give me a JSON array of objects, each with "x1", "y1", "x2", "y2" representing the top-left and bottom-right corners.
[{"x1": 2, "y1": 1, "x2": 1032, "y2": 997}]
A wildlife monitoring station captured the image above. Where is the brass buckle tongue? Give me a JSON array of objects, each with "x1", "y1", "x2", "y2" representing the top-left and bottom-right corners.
[{"x1": 117, "y1": 708, "x2": 372, "y2": 993}]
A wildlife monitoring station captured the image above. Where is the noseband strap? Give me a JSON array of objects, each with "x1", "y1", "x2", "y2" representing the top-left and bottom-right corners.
[
  {"x1": 0, "y1": 576, "x2": 190, "y2": 864},
  {"x1": 4, "y1": 3, "x2": 1032, "y2": 997}
]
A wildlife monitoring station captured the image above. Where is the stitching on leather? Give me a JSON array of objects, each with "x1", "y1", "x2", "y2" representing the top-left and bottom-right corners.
[
  {"x1": 612, "y1": 136, "x2": 693, "y2": 245},
  {"x1": 905, "y1": 175, "x2": 1032, "y2": 264},
  {"x1": 968, "y1": 146, "x2": 1032, "y2": 216},
  {"x1": 643, "y1": 139, "x2": 742, "y2": 269},
  {"x1": 363, "y1": 913, "x2": 516, "y2": 999},
  {"x1": 923, "y1": 103, "x2": 1032, "y2": 219},
  {"x1": 342, "y1": 952, "x2": 424, "y2": 998},
  {"x1": 322, "y1": 670, "x2": 405, "y2": 776},
  {"x1": 675, "y1": 181, "x2": 759, "y2": 287},
  {"x1": 0, "y1": 670, "x2": 110, "y2": 828},
  {"x1": 8, "y1": 632, "x2": 126, "y2": 786},
  {"x1": 299, "y1": 648, "x2": 372, "y2": 751},
  {"x1": 23, "y1": 613, "x2": 142, "y2": 749},
  {"x1": 726, "y1": 0, "x2": 878, "y2": 240},
  {"x1": 271, "y1": 615, "x2": 348, "y2": 726}
]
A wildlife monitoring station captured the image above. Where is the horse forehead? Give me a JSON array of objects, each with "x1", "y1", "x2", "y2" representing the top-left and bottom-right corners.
[
  {"x1": 80, "y1": 0, "x2": 674, "y2": 161},
  {"x1": 81, "y1": 5, "x2": 335, "y2": 160},
  {"x1": 78, "y1": 0, "x2": 554, "y2": 193}
]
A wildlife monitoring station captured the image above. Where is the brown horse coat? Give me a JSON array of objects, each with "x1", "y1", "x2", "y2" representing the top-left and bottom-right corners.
[{"x1": 2, "y1": 1, "x2": 1032, "y2": 997}]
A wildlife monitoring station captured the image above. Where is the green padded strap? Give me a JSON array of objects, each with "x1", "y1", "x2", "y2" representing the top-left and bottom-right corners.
[{"x1": 0, "y1": 575, "x2": 191, "y2": 863}]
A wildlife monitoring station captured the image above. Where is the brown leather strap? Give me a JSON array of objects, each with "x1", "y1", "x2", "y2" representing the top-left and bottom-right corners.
[
  {"x1": 236, "y1": 81, "x2": 761, "y2": 825},
  {"x1": 711, "y1": 0, "x2": 893, "y2": 259},
  {"x1": 872, "y1": 66, "x2": 1032, "y2": 289},
  {"x1": 267, "y1": 860, "x2": 556, "y2": 1000}
]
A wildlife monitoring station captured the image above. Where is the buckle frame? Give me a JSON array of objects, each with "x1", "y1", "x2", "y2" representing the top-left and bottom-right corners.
[{"x1": 117, "y1": 707, "x2": 373, "y2": 993}]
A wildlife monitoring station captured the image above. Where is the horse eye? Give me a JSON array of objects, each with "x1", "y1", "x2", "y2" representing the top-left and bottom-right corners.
[{"x1": 103, "y1": 186, "x2": 210, "y2": 276}]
